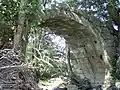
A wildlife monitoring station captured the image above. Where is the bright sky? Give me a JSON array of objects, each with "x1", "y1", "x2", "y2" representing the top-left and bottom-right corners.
[{"x1": 50, "y1": 35, "x2": 66, "y2": 51}]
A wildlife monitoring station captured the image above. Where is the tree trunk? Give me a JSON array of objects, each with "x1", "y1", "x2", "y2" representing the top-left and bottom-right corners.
[
  {"x1": 0, "y1": 0, "x2": 41, "y2": 89},
  {"x1": 21, "y1": 20, "x2": 30, "y2": 58},
  {"x1": 13, "y1": 0, "x2": 27, "y2": 51}
]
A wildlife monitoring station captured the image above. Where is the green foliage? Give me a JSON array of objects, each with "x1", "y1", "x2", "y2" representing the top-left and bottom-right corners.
[
  {"x1": 0, "y1": 0, "x2": 20, "y2": 48},
  {"x1": 0, "y1": 0, "x2": 19, "y2": 22},
  {"x1": 25, "y1": 28, "x2": 67, "y2": 80}
]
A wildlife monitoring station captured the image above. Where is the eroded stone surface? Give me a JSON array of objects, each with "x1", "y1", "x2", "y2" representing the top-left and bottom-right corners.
[{"x1": 41, "y1": 9, "x2": 115, "y2": 87}]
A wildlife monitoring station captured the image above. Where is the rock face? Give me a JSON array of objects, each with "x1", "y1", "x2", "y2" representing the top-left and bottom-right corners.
[{"x1": 41, "y1": 9, "x2": 115, "y2": 87}]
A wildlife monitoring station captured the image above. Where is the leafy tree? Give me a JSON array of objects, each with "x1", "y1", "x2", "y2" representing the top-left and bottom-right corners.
[{"x1": 26, "y1": 29, "x2": 67, "y2": 81}]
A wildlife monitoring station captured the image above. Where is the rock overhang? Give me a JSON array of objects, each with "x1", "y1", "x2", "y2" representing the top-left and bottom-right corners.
[{"x1": 40, "y1": 9, "x2": 113, "y2": 86}]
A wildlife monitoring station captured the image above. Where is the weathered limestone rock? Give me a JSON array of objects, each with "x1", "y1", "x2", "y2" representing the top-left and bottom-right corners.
[{"x1": 41, "y1": 9, "x2": 115, "y2": 87}]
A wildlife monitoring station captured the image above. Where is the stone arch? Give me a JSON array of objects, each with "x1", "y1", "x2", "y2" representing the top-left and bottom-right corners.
[{"x1": 41, "y1": 9, "x2": 114, "y2": 86}]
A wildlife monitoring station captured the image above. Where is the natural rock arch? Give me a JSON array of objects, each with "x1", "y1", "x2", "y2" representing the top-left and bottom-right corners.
[{"x1": 41, "y1": 9, "x2": 115, "y2": 87}]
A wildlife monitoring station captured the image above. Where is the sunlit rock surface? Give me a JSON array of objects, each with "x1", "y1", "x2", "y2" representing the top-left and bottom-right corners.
[{"x1": 41, "y1": 9, "x2": 115, "y2": 87}]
